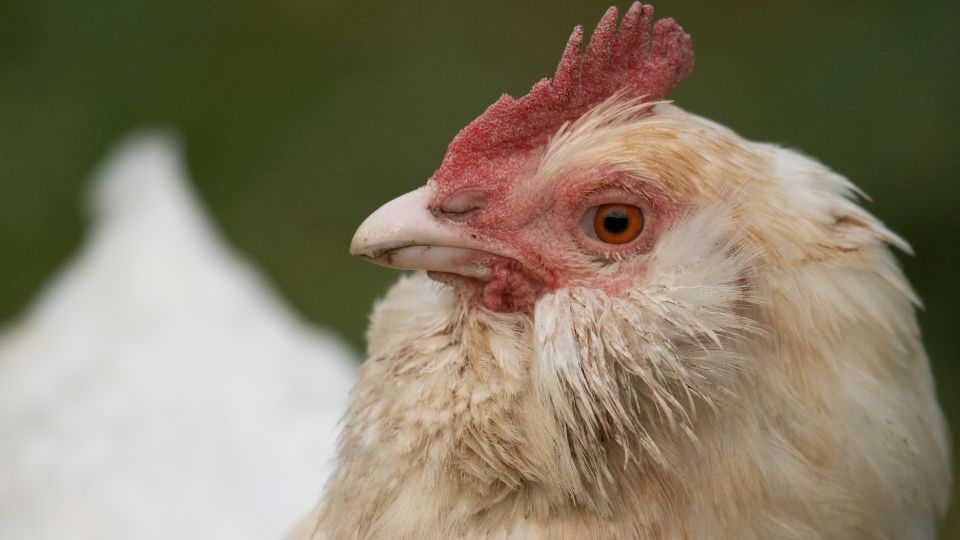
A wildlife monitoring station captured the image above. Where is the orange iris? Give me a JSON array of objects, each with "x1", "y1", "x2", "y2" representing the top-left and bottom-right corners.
[{"x1": 593, "y1": 204, "x2": 644, "y2": 244}]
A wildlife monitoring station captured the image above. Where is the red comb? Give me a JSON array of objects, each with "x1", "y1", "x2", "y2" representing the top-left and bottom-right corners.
[{"x1": 432, "y1": 3, "x2": 693, "y2": 189}]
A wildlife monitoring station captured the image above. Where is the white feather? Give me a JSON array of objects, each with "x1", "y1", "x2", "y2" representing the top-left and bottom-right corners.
[{"x1": 0, "y1": 131, "x2": 356, "y2": 540}]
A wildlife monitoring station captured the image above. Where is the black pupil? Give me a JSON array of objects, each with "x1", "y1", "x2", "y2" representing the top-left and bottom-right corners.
[{"x1": 603, "y1": 210, "x2": 630, "y2": 234}]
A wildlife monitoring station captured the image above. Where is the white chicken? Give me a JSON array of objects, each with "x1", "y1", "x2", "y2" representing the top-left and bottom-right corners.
[
  {"x1": 0, "y1": 131, "x2": 356, "y2": 540},
  {"x1": 306, "y1": 3, "x2": 951, "y2": 539}
]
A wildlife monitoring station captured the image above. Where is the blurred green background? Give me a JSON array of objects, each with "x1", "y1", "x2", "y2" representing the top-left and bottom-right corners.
[{"x1": 1, "y1": 0, "x2": 957, "y2": 533}]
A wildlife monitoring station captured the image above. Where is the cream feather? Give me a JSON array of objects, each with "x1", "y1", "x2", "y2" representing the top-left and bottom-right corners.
[{"x1": 304, "y1": 105, "x2": 950, "y2": 539}]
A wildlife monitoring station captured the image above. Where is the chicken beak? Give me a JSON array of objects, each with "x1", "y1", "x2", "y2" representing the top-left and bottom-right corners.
[{"x1": 349, "y1": 186, "x2": 495, "y2": 280}]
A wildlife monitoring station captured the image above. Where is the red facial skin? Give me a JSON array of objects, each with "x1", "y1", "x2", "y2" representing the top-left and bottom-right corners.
[
  {"x1": 420, "y1": 5, "x2": 693, "y2": 313},
  {"x1": 428, "y1": 169, "x2": 682, "y2": 313}
]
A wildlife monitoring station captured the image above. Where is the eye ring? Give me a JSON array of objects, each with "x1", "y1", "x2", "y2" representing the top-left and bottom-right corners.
[{"x1": 592, "y1": 204, "x2": 644, "y2": 244}]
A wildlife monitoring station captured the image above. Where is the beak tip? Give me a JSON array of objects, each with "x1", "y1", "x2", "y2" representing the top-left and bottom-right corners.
[{"x1": 348, "y1": 235, "x2": 367, "y2": 258}]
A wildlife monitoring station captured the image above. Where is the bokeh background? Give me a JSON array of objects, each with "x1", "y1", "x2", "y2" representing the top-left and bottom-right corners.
[{"x1": 1, "y1": 0, "x2": 957, "y2": 534}]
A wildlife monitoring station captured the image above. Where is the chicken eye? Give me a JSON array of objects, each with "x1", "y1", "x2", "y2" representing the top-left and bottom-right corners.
[{"x1": 592, "y1": 204, "x2": 644, "y2": 244}]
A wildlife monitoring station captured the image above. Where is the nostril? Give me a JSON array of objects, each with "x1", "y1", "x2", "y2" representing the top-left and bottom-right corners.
[{"x1": 434, "y1": 190, "x2": 487, "y2": 220}]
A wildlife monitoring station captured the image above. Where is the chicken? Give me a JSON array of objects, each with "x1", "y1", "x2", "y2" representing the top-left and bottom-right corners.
[
  {"x1": 307, "y1": 3, "x2": 951, "y2": 539},
  {"x1": 0, "y1": 132, "x2": 356, "y2": 540}
]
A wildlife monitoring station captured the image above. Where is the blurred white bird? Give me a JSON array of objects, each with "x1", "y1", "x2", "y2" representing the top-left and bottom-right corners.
[{"x1": 0, "y1": 131, "x2": 356, "y2": 540}]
